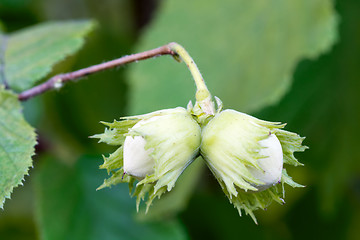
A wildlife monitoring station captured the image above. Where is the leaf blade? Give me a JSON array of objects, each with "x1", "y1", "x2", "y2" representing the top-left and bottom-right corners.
[
  {"x1": 0, "y1": 85, "x2": 36, "y2": 208},
  {"x1": 127, "y1": 0, "x2": 338, "y2": 114},
  {"x1": 5, "y1": 20, "x2": 96, "y2": 91}
]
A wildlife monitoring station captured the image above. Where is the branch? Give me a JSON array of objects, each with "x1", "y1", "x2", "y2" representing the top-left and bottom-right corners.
[{"x1": 18, "y1": 44, "x2": 175, "y2": 101}]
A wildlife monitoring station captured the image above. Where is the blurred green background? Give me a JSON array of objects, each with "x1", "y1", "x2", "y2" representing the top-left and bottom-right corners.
[{"x1": 0, "y1": 0, "x2": 359, "y2": 239}]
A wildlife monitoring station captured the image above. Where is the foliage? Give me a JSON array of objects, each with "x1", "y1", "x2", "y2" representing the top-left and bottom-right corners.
[
  {"x1": 3, "y1": 20, "x2": 96, "y2": 91},
  {"x1": 128, "y1": 0, "x2": 338, "y2": 115},
  {"x1": 0, "y1": 86, "x2": 36, "y2": 209},
  {"x1": 1, "y1": 0, "x2": 359, "y2": 240},
  {"x1": 0, "y1": 20, "x2": 94, "y2": 208}
]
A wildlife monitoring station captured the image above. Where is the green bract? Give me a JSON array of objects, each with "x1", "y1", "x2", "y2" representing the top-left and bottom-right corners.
[
  {"x1": 93, "y1": 43, "x2": 307, "y2": 223},
  {"x1": 92, "y1": 107, "x2": 201, "y2": 211},
  {"x1": 201, "y1": 108, "x2": 307, "y2": 223}
]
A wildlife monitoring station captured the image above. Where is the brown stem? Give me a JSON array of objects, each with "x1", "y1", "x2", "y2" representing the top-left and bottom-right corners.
[{"x1": 18, "y1": 44, "x2": 175, "y2": 101}]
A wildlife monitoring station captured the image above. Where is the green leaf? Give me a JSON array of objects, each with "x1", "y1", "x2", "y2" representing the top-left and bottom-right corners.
[
  {"x1": 3, "y1": 20, "x2": 96, "y2": 91},
  {"x1": 0, "y1": 85, "x2": 36, "y2": 208},
  {"x1": 127, "y1": 0, "x2": 338, "y2": 114},
  {"x1": 34, "y1": 156, "x2": 188, "y2": 240}
]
